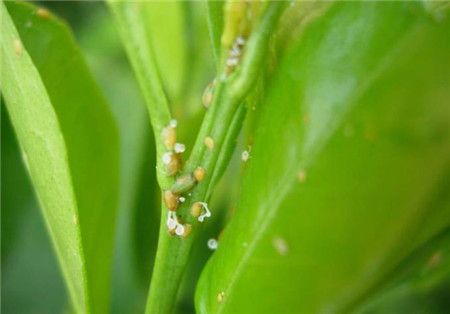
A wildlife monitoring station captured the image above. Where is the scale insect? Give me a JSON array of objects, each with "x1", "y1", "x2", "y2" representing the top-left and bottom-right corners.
[
  {"x1": 194, "y1": 167, "x2": 205, "y2": 181},
  {"x1": 161, "y1": 125, "x2": 176, "y2": 151},
  {"x1": 162, "y1": 152, "x2": 183, "y2": 176},
  {"x1": 224, "y1": 35, "x2": 246, "y2": 75},
  {"x1": 166, "y1": 212, "x2": 192, "y2": 238},
  {"x1": 171, "y1": 173, "x2": 197, "y2": 195},
  {"x1": 202, "y1": 79, "x2": 216, "y2": 109},
  {"x1": 163, "y1": 190, "x2": 180, "y2": 212}
]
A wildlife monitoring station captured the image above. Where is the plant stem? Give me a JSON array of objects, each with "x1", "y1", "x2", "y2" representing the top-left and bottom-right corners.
[
  {"x1": 146, "y1": 3, "x2": 288, "y2": 313},
  {"x1": 108, "y1": 2, "x2": 174, "y2": 189}
]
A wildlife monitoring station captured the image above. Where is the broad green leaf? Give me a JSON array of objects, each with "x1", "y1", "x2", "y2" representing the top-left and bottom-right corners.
[
  {"x1": 196, "y1": 2, "x2": 450, "y2": 313},
  {"x1": 1, "y1": 2, "x2": 119, "y2": 313}
]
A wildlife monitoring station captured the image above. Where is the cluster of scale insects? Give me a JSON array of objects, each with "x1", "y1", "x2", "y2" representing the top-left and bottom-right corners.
[
  {"x1": 160, "y1": 119, "x2": 211, "y2": 239},
  {"x1": 160, "y1": 34, "x2": 248, "y2": 242}
]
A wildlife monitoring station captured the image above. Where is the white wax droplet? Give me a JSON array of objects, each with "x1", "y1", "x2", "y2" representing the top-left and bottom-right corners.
[
  {"x1": 167, "y1": 218, "x2": 176, "y2": 230},
  {"x1": 174, "y1": 143, "x2": 185, "y2": 153},
  {"x1": 175, "y1": 224, "x2": 184, "y2": 236},
  {"x1": 162, "y1": 152, "x2": 172, "y2": 164},
  {"x1": 208, "y1": 239, "x2": 218, "y2": 250}
]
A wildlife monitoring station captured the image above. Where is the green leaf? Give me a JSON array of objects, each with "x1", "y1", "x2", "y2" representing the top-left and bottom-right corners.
[
  {"x1": 196, "y1": 2, "x2": 450, "y2": 313},
  {"x1": 1, "y1": 2, "x2": 119, "y2": 313}
]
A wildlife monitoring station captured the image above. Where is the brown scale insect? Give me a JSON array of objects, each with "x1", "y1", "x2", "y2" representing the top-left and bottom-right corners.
[
  {"x1": 193, "y1": 167, "x2": 205, "y2": 181},
  {"x1": 163, "y1": 152, "x2": 183, "y2": 176},
  {"x1": 190, "y1": 202, "x2": 202, "y2": 218},
  {"x1": 163, "y1": 190, "x2": 179, "y2": 211},
  {"x1": 180, "y1": 224, "x2": 193, "y2": 238},
  {"x1": 171, "y1": 173, "x2": 196, "y2": 195},
  {"x1": 161, "y1": 126, "x2": 176, "y2": 151}
]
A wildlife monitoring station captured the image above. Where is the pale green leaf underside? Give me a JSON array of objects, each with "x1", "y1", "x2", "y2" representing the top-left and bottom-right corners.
[
  {"x1": 2, "y1": 3, "x2": 119, "y2": 313},
  {"x1": 196, "y1": 2, "x2": 450, "y2": 313}
]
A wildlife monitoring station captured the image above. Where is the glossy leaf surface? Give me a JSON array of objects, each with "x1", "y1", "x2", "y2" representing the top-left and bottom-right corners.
[
  {"x1": 196, "y1": 2, "x2": 450, "y2": 313},
  {"x1": 2, "y1": 3, "x2": 119, "y2": 312}
]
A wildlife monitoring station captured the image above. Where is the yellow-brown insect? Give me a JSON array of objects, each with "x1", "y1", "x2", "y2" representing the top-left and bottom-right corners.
[
  {"x1": 37, "y1": 7, "x2": 51, "y2": 20},
  {"x1": 164, "y1": 152, "x2": 183, "y2": 176},
  {"x1": 190, "y1": 202, "x2": 202, "y2": 218},
  {"x1": 202, "y1": 79, "x2": 216, "y2": 109},
  {"x1": 162, "y1": 126, "x2": 176, "y2": 151},
  {"x1": 193, "y1": 167, "x2": 205, "y2": 181},
  {"x1": 163, "y1": 190, "x2": 179, "y2": 211},
  {"x1": 180, "y1": 224, "x2": 193, "y2": 238},
  {"x1": 217, "y1": 291, "x2": 225, "y2": 303},
  {"x1": 204, "y1": 136, "x2": 215, "y2": 149},
  {"x1": 171, "y1": 174, "x2": 196, "y2": 195}
]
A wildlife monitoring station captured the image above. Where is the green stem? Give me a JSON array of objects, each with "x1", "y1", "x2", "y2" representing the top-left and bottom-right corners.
[
  {"x1": 146, "y1": 3, "x2": 287, "y2": 313},
  {"x1": 107, "y1": 2, "x2": 174, "y2": 189}
]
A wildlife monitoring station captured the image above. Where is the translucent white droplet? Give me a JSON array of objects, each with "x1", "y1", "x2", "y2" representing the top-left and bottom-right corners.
[
  {"x1": 170, "y1": 119, "x2": 178, "y2": 128},
  {"x1": 167, "y1": 212, "x2": 177, "y2": 230},
  {"x1": 175, "y1": 224, "x2": 185, "y2": 236},
  {"x1": 179, "y1": 196, "x2": 186, "y2": 203},
  {"x1": 208, "y1": 238, "x2": 218, "y2": 250},
  {"x1": 174, "y1": 143, "x2": 185, "y2": 153},
  {"x1": 241, "y1": 150, "x2": 250, "y2": 162},
  {"x1": 162, "y1": 152, "x2": 172, "y2": 164}
]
